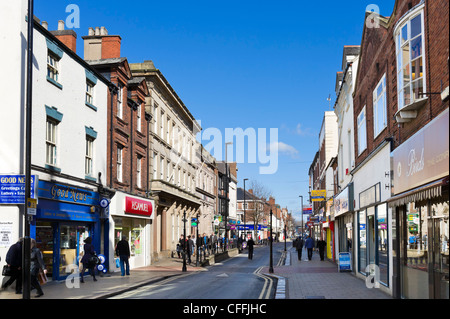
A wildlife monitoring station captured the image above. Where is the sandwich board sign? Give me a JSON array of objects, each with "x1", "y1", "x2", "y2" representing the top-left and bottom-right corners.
[{"x1": 338, "y1": 252, "x2": 352, "y2": 272}]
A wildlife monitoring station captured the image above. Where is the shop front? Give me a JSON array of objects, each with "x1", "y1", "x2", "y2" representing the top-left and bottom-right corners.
[
  {"x1": 109, "y1": 192, "x2": 154, "y2": 271},
  {"x1": 335, "y1": 183, "x2": 355, "y2": 269},
  {"x1": 353, "y1": 140, "x2": 392, "y2": 295},
  {"x1": 389, "y1": 109, "x2": 449, "y2": 299},
  {"x1": 33, "y1": 180, "x2": 102, "y2": 281}
]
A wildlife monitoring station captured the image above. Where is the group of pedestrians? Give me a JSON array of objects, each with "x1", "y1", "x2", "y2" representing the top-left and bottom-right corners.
[
  {"x1": 1, "y1": 238, "x2": 46, "y2": 297},
  {"x1": 177, "y1": 233, "x2": 235, "y2": 263},
  {"x1": 293, "y1": 235, "x2": 327, "y2": 261},
  {"x1": 2, "y1": 235, "x2": 133, "y2": 297}
]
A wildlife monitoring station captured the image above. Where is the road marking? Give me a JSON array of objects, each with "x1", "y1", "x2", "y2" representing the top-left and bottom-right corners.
[{"x1": 253, "y1": 266, "x2": 273, "y2": 300}]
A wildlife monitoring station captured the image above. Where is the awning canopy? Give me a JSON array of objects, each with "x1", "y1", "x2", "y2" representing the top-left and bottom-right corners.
[{"x1": 388, "y1": 177, "x2": 449, "y2": 207}]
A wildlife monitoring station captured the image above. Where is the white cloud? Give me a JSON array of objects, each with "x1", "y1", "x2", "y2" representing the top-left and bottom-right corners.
[{"x1": 268, "y1": 141, "x2": 299, "y2": 158}]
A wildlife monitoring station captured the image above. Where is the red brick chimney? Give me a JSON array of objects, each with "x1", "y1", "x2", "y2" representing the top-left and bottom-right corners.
[
  {"x1": 82, "y1": 26, "x2": 121, "y2": 60},
  {"x1": 49, "y1": 20, "x2": 77, "y2": 53}
]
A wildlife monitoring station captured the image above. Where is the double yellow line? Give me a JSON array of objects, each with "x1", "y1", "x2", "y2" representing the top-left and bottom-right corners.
[
  {"x1": 253, "y1": 250, "x2": 287, "y2": 299},
  {"x1": 254, "y1": 266, "x2": 274, "y2": 300}
]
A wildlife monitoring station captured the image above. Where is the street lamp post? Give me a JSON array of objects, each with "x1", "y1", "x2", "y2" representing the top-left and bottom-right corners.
[
  {"x1": 243, "y1": 178, "x2": 248, "y2": 240},
  {"x1": 284, "y1": 224, "x2": 287, "y2": 252},
  {"x1": 269, "y1": 209, "x2": 274, "y2": 273},
  {"x1": 224, "y1": 142, "x2": 232, "y2": 252},
  {"x1": 299, "y1": 195, "x2": 303, "y2": 238},
  {"x1": 182, "y1": 211, "x2": 187, "y2": 272},
  {"x1": 196, "y1": 213, "x2": 200, "y2": 267}
]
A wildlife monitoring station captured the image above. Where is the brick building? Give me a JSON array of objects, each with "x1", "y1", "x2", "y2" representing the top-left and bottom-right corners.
[
  {"x1": 83, "y1": 27, "x2": 154, "y2": 270},
  {"x1": 351, "y1": 0, "x2": 448, "y2": 298}
]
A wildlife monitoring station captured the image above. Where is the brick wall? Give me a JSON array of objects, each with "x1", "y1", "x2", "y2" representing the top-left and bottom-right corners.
[{"x1": 353, "y1": 0, "x2": 449, "y2": 168}]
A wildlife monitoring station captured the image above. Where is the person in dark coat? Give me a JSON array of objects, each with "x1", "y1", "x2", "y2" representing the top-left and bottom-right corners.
[
  {"x1": 305, "y1": 236, "x2": 315, "y2": 261},
  {"x1": 115, "y1": 236, "x2": 131, "y2": 276},
  {"x1": 80, "y1": 237, "x2": 97, "y2": 283},
  {"x1": 295, "y1": 236, "x2": 304, "y2": 261},
  {"x1": 2, "y1": 238, "x2": 23, "y2": 294},
  {"x1": 247, "y1": 237, "x2": 255, "y2": 260},
  {"x1": 30, "y1": 239, "x2": 45, "y2": 297},
  {"x1": 187, "y1": 236, "x2": 194, "y2": 264},
  {"x1": 317, "y1": 238, "x2": 326, "y2": 261}
]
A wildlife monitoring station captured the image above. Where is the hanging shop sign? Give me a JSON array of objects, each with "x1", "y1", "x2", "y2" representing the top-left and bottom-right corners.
[
  {"x1": 125, "y1": 196, "x2": 154, "y2": 218},
  {"x1": 311, "y1": 190, "x2": 326, "y2": 202},
  {"x1": 392, "y1": 108, "x2": 449, "y2": 195},
  {"x1": 302, "y1": 205, "x2": 312, "y2": 214},
  {"x1": 0, "y1": 175, "x2": 38, "y2": 204}
]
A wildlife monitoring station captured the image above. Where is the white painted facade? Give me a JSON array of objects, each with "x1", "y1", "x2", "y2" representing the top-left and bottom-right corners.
[{"x1": 0, "y1": 1, "x2": 109, "y2": 281}]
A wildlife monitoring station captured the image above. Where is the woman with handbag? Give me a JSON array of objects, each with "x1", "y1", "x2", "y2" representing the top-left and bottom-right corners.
[
  {"x1": 30, "y1": 238, "x2": 45, "y2": 297},
  {"x1": 79, "y1": 237, "x2": 97, "y2": 283}
]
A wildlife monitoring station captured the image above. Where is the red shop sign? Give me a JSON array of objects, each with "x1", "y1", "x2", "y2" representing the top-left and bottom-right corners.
[{"x1": 125, "y1": 197, "x2": 153, "y2": 217}]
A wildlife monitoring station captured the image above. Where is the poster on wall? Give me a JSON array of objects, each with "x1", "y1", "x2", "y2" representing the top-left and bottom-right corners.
[{"x1": 0, "y1": 222, "x2": 13, "y2": 248}]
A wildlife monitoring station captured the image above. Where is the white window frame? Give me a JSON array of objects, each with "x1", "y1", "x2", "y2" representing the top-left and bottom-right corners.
[
  {"x1": 46, "y1": 119, "x2": 57, "y2": 166},
  {"x1": 117, "y1": 145, "x2": 123, "y2": 182},
  {"x1": 373, "y1": 74, "x2": 387, "y2": 138},
  {"x1": 85, "y1": 137, "x2": 94, "y2": 176},
  {"x1": 395, "y1": 8, "x2": 426, "y2": 111},
  {"x1": 117, "y1": 83, "x2": 124, "y2": 119},
  {"x1": 47, "y1": 52, "x2": 59, "y2": 82},
  {"x1": 153, "y1": 152, "x2": 158, "y2": 180},
  {"x1": 136, "y1": 156, "x2": 142, "y2": 188},
  {"x1": 137, "y1": 104, "x2": 142, "y2": 132},
  {"x1": 86, "y1": 81, "x2": 94, "y2": 105},
  {"x1": 357, "y1": 106, "x2": 367, "y2": 155}
]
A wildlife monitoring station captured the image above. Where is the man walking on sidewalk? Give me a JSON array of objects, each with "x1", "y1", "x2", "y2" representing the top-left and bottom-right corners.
[
  {"x1": 317, "y1": 238, "x2": 326, "y2": 261},
  {"x1": 305, "y1": 236, "x2": 315, "y2": 261},
  {"x1": 115, "y1": 236, "x2": 131, "y2": 276},
  {"x1": 247, "y1": 237, "x2": 255, "y2": 260},
  {"x1": 295, "y1": 236, "x2": 304, "y2": 261}
]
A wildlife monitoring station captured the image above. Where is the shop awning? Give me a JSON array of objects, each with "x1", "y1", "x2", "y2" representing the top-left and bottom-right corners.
[{"x1": 388, "y1": 177, "x2": 449, "y2": 207}]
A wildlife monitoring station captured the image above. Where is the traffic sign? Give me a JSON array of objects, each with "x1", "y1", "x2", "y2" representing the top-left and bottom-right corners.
[{"x1": 27, "y1": 198, "x2": 37, "y2": 216}]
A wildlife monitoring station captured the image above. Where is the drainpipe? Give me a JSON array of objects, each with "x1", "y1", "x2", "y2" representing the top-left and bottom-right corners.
[{"x1": 108, "y1": 84, "x2": 118, "y2": 188}]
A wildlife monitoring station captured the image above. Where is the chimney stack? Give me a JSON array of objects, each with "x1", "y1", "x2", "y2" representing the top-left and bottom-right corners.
[
  {"x1": 82, "y1": 26, "x2": 121, "y2": 61},
  {"x1": 50, "y1": 20, "x2": 77, "y2": 53}
]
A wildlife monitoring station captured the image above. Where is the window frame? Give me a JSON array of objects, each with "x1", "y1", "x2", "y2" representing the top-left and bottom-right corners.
[
  {"x1": 85, "y1": 137, "x2": 94, "y2": 177},
  {"x1": 357, "y1": 106, "x2": 367, "y2": 155},
  {"x1": 395, "y1": 8, "x2": 427, "y2": 111},
  {"x1": 117, "y1": 83, "x2": 124, "y2": 119},
  {"x1": 46, "y1": 119, "x2": 58, "y2": 167},
  {"x1": 117, "y1": 145, "x2": 123, "y2": 182},
  {"x1": 47, "y1": 52, "x2": 60, "y2": 83},
  {"x1": 373, "y1": 74, "x2": 387, "y2": 138}
]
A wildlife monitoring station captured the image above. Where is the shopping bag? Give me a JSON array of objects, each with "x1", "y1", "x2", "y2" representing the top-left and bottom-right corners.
[
  {"x1": 2, "y1": 265, "x2": 12, "y2": 277},
  {"x1": 38, "y1": 271, "x2": 48, "y2": 285}
]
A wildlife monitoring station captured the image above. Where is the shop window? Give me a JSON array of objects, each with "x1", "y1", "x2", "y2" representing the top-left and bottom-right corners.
[
  {"x1": 359, "y1": 210, "x2": 367, "y2": 273},
  {"x1": 131, "y1": 221, "x2": 143, "y2": 257},
  {"x1": 377, "y1": 203, "x2": 388, "y2": 286},
  {"x1": 402, "y1": 202, "x2": 429, "y2": 299}
]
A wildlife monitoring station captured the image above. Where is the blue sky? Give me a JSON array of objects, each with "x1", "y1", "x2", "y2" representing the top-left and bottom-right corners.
[{"x1": 35, "y1": 0, "x2": 395, "y2": 222}]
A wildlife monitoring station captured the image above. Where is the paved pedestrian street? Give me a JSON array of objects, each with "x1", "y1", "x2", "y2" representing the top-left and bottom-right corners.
[{"x1": 261, "y1": 247, "x2": 391, "y2": 299}]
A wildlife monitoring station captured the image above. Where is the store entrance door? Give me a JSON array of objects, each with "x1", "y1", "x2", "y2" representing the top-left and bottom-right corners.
[
  {"x1": 59, "y1": 224, "x2": 90, "y2": 279},
  {"x1": 430, "y1": 215, "x2": 449, "y2": 299}
]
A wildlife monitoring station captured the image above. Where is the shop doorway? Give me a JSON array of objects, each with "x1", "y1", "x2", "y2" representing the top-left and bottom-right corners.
[
  {"x1": 430, "y1": 202, "x2": 449, "y2": 299},
  {"x1": 35, "y1": 222, "x2": 91, "y2": 281}
]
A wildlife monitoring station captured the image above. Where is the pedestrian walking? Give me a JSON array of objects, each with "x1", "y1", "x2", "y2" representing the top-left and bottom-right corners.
[
  {"x1": 115, "y1": 236, "x2": 131, "y2": 276},
  {"x1": 317, "y1": 238, "x2": 326, "y2": 261},
  {"x1": 210, "y1": 233, "x2": 217, "y2": 255},
  {"x1": 1, "y1": 238, "x2": 23, "y2": 294},
  {"x1": 247, "y1": 237, "x2": 255, "y2": 260},
  {"x1": 177, "y1": 235, "x2": 184, "y2": 259},
  {"x1": 305, "y1": 235, "x2": 315, "y2": 261},
  {"x1": 295, "y1": 236, "x2": 304, "y2": 261},
  {"x1": 30, "y1": 239, "x2": 45, "y2": 298},
  {"x1": 80, "y1": 237, "x2": 97, "y2": 283},
  {"x1": 187, "y1": 236, "x2": 194, "y2": 264}
]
